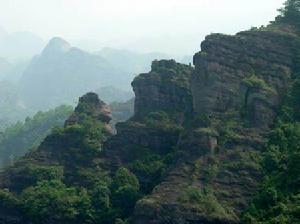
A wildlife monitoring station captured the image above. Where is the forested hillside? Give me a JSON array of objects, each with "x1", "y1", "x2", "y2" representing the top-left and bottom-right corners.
[{"x1": 0, "y1": 105, "x2": 73, "y2": 168}]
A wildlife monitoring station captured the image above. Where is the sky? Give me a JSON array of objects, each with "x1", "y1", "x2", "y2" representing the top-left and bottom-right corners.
[{"x1": 0, "y1": 0, "x2": 286, "y2": 55}]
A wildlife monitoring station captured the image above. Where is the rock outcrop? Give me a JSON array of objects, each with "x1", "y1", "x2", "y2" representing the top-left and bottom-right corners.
[
  {"x1": 104, "y1": 60, "x2": 193, "y2": 171},
  {"x1": 0, "y1": 92, "x2": 112, "y2": 192},
  {"x1": 132, "y1": 59, "x2": 194, "y2": 120},
  {"x1": 192, "y1": 31, "x2": 296, "y2": 128},
  {"x1": 131, "y1": 29, "x2": 300, "y2": 224}
]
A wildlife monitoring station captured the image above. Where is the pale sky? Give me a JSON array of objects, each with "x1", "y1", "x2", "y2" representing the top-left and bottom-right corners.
[{"x1": 0, "y1": 0, "x2": 286, "y2": 55}]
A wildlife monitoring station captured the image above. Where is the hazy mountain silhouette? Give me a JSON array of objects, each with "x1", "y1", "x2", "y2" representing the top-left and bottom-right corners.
[
  {"x1": 95, "y1": 86, "x2": 133, "y2": 104},
  {"x1": 0, "y1": 58, "x2": 11, "y2": 80},
  {"x1": 96, "y1": 47, "x2": 172, "y2": 75},
  {"x1": 19, "y1": 37, "x2": 173, "y2": 111},
  {"x1": 19, "y1": 37, "x2": 123, "y2": 110}
]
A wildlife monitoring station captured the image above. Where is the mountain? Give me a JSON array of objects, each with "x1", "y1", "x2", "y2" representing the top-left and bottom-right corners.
[
  {"x1": 0, "y1": 58, "x2": 11, "y2": 80},
  {"x1": 19, "y1": 39, "x2": 171, "y2": 112},
  {"x1": 0, "y1": 58, "x2": 29, "y2": 82},
  {"x1": 19, "y1": 37, "x2": 123, "y2": 111},
  {"x1": 96, "y1": 47, "x2": 172, "y2": 76},
  {"x1": 180, "y1": 55, "x2": 193, "y2": 65},
  {"x1": 109, "y1": 98, "x2": 134, "y2": 131},
  {"x1": 95, "y1": 86, "x2": 133, "y2": 104},
  {"x1": 0, "y1": 81, "x2": 29, "y2": 130},
  {"x1": 1, "y1": 2, "x2": 300, "y2": 224}
]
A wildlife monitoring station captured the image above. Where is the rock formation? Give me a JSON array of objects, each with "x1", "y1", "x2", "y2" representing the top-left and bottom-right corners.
[
  {"x1": 1, "y1": 19, "x2": 300, "y2": 224},
  {"x1": 0, "y1": 92, "x2": 112, "y2": 192}
]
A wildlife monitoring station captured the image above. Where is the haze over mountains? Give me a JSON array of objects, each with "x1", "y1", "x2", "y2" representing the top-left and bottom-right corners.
[
  {"x1": 0, "y1": 31, "x2": 186, "y2": 127},
  {"x1": 0, "y1": 27, "x2": 44, "y2": 61}
]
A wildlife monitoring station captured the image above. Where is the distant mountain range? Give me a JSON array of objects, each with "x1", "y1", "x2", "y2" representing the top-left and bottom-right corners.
[
  {"x1": 0, "y1": 34, "x2": 190, "y2": 127},
  {"x1": 95, "y1": 86, "x2": 133, "y2": 104},
  {"x1": 19, "y1": 37, "x2": 176, "y2": 111},
  {"x1": 0, "y1": 58, "x2": 29, "y2": 82}
]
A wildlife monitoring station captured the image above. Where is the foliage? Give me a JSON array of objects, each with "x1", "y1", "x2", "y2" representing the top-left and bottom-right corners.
[
  {"x1": 178, "y1": 187, "x2": 235, "y2": 220},
  {"x1": 0, "y1": 105, "x2": 73, "y2": 168},
  {"x1": 111, "y1": 167, "x2": 140, "y2": 192},
  {"x1": 0, "y1": 93, "x2": 144, "y2": 224},
  {"x1": 21, "y1": 180, "x2": 92, "y2": 224},
  {"x1": 242, "y1": 75, "x2": 274, "y2": 93},
  {"x1": 277, "y1": 0, "x2": 300, "y2": 29},
  {"x1": 130, "y1": 154, "x2": 166, "y2": 193},
  {"x1": 111, "y1": 167, "x2": 141, "y2": 219},
  {"x1": 144, "y1": 111, "x2": 183, "y2": 132},
  {"x1": 242, "y1": 80, "x2": 300, "y2": 223},
  {"x1": 0, "y1": 189, "x2": 20, "y2": 209}
]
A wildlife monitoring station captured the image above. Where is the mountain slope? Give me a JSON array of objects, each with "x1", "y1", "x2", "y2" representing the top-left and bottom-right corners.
[
  {"x1": 97, "y1": 47, "x2": 172, "y2": 76},
  {"x1": 19, "y1": 37, "x2": 123, "y2": 111},
  {"x1": 95, "y1": 86, "x2": 133, "y2": 104},
  {"x1": 0, "y1": 105, "x2": 73, "y2": 169}
]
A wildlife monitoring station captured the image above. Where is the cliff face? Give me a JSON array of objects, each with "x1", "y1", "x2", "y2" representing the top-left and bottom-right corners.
[
  {"x1": 192, "y1": 31, "x2": 296, "y2": 128},
  {"x1": 132, "y1": 59, "x2": 194, "y2": 120},
  {"x1": 131, "y1": 30, "x2": 299, "y2": 224},
  {"x1": 104, "y1": 60, "x2": 192, "y2": 170}
]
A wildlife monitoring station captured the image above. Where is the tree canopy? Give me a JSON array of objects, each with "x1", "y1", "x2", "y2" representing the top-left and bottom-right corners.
[{"x1": 278, "y1": 0, "x2": 300, "y2": 29}]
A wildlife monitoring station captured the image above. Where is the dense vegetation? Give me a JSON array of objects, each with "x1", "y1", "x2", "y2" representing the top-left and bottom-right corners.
[
  {"x1": 277, "y1": 0, "x2": 300, "y2": 30},
  {"x1": 0, "y1": 81, "x2": 29, "y2": 130},
  {"x1": 242, "y1": 2, "x2": 300, "y2": 220},
  {"x1": 0, "y1": 93, "x2": 145, "y2": 224},
  {"x1": 242, "y1": 78, "x2": 300, "y2": 223},
  {"x1": 0, "y1": 105, "x2": 72, "y2": 168}
]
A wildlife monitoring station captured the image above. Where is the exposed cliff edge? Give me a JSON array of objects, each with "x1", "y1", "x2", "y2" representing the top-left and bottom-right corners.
[{"x1": 132, "y1": 28, "x2": 300, "y2": 223}]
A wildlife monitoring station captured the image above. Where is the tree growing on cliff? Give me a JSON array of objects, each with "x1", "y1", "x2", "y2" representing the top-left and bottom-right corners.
[{"x1": 278, "y1": 0, "x2": 300, "y2": 28}]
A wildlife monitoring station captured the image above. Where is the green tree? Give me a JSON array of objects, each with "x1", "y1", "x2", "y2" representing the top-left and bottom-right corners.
[
  {"x1": 111, "y1": 167, "x2": 141, "y2": 218},
  {"x1": 278, "y1": 0, "x2": 300, "y2": 28},
  {"x1": 111, "y1": 167, "x2": 140, "y2": 192},
  {"x1": 22, "y1": 180, "x2": 92, "y2": 224}
]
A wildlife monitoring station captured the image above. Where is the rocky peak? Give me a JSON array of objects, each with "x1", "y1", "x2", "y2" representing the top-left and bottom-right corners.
[
  {"x1": 41, "y1": 37, "x2": 71, "y2": 56},
  {"x1": 132, "y1": 59, "x2": 194, "y2": 121},
  {"x1": 65, "y1": 92, "x2": 112, "y2": 127},
  {"x1": 133, "y1": 29, "x2": 300, "y2": 224},
  {"x1": 192, "y1": 30, "x2": 297, "y2": 128}
]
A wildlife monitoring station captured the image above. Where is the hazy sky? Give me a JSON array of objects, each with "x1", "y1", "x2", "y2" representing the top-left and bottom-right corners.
[{"x1": 0, "y1": 0, "x2": 286, "y2": 55}]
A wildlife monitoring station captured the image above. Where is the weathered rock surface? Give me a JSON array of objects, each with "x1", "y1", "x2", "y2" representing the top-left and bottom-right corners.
[
  {"x1": 192, "y1": 31, "x2": 296, "y2": 128},
  {"x1": 132, "y1": 59, "x2": 194, "y2": 120},
  {"x1": 131, "y1": 29, "x2": 300, "y2": 224}
]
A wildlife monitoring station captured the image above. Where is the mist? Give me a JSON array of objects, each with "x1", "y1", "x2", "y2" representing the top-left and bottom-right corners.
[{"x1": 0, "y1": 0, "x2": 285, "y2": 55}]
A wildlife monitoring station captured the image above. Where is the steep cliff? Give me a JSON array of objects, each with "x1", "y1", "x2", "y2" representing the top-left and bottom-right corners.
[{"x1": 132, "y1": 29, "x2": 300, "y2": 223}]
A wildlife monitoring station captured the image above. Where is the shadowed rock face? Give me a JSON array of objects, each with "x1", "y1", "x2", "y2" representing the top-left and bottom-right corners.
[{"x1": 132, "y1": 59, "x2": 194, "y2": 120}]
